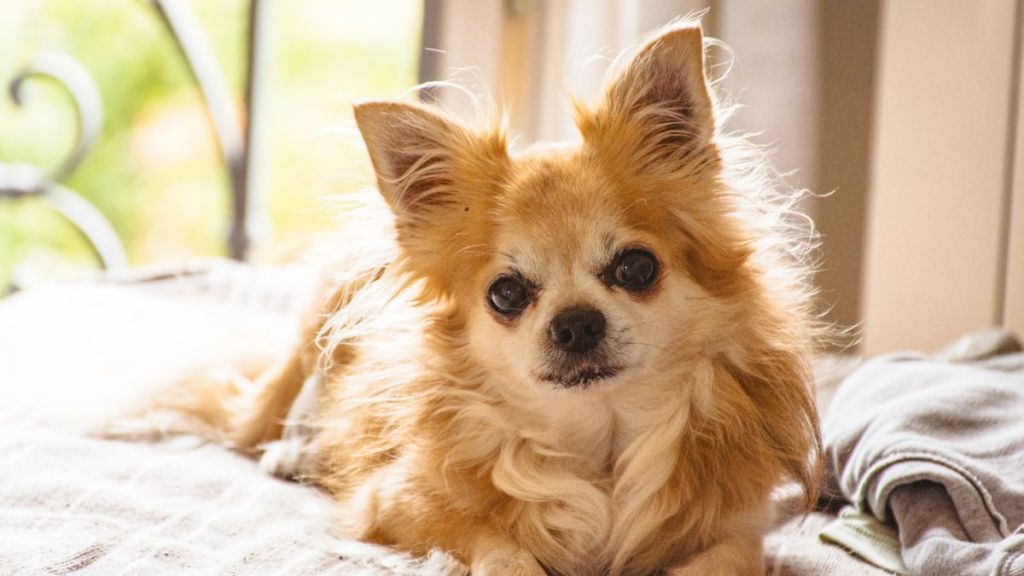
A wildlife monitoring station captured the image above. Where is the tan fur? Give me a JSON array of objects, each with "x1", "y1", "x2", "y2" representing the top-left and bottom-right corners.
[{"x1": 130, "y1": 21, "x2": 821, "y2": 576}]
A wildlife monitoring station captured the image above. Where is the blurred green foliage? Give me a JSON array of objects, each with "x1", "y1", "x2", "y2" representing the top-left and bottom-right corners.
[{"x1": 0, "y1": 0, "x2": 422, "y2": 287}]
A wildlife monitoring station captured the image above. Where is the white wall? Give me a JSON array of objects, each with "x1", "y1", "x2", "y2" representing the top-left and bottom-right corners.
[{"x1": 861, "y1": 0, "x2": 1021, "y2": 353}]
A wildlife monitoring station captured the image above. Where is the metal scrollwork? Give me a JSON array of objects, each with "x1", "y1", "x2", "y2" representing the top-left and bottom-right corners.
[
  {"x1": 1, "y1": 51, "x2": 127, "y2": 270},
  {"x1": 151, "y1": 0, "x2": 268, "y2": 260},
  {"x1": 3, "y1": 0, "x2": 266, "y2": 278}
]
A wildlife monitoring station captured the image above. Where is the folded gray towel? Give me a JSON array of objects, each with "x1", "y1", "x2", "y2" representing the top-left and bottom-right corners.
[{"x1": 823, "y1": 332, "x2": 1024, "y2": 576}]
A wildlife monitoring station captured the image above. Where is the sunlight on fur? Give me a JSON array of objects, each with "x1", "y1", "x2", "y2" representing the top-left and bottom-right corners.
[{"x1": 123, "y1": 17, "x2": 823, "y2": 576}]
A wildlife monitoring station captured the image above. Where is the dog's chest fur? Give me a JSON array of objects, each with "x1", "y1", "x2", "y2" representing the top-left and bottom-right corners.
[
  {"x1": 485, "y1": 371, "x2": 703, "y2": 573},
  {"x1": 309, "y1": 320, "x2": 700, "y2": 572},
  {"x1": 530, "y1": 381, "x2": 687, "y2": 471}
]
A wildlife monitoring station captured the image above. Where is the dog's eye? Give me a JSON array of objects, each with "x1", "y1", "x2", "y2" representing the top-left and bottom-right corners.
[
  {"x1": 612, "y1": 249, "x2": 659, "y2": 292},
  {"x1": 487, "y1": 276, "x2": 531, "y2": 316}
]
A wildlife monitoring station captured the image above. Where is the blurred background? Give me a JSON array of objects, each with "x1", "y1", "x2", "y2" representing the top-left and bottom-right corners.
[
  {"x1": 0, "y1": 0, "x2": 420, "y2": 274},
  {"x1": 0, "y1": 0, "x2": 1021, "y2": 353}
]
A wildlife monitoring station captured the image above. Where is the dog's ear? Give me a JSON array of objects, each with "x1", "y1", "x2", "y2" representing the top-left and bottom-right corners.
[
  {"x1": 354, "y1": 101, "x2": 468, "y2": 218},
  {"x1": 354, "y1": 101, "x2": 508, "y2": 292},
  {"x1": 580, "y1": 24, "x2": 717, "y2": 172}
]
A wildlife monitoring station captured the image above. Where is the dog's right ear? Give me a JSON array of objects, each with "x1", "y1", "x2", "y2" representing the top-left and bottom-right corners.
[
  {"x1": 354, "y1": 101, "x2": 465, "y2": 219},
  {"x1": 353, "y1": 101, "x2": 509, "y2": 290}
]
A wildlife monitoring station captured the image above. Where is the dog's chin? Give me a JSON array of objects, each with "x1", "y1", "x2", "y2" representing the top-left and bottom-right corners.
[{"x1": 537, "y1": 365, "x2": 623, "y2": 389}]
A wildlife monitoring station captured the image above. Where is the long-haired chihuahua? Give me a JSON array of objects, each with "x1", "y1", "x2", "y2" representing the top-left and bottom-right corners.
[{"x1": 124, "y1": 21, "x2": 821, "y2": 576}]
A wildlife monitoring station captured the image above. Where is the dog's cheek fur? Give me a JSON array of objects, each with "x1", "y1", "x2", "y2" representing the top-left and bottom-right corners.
[{"x1": 464, "y1": 303, "x2": 543, "y2": 396}]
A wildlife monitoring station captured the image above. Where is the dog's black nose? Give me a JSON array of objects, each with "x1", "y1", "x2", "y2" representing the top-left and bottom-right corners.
[{"x1": 549, "y1": 307, "x2": 606, "y2": 353}]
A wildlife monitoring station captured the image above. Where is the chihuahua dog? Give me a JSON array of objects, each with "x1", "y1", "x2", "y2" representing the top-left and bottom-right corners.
[{"x1": 129, "y1": 21, "x2": 820, "y2": 576}]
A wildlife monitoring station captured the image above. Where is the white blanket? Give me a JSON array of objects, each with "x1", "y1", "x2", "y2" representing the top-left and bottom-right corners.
[
  {"x1": 0, "y1": 423, "x2": 463, "y2": 575},
  {"x1": 0, "y1": 266, "x2": 462, "y2": 575}
]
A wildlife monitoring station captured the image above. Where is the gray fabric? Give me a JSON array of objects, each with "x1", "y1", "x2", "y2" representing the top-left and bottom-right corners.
[{"x1": 824, "y1": 332, "x2": 1024, "y2": 576}]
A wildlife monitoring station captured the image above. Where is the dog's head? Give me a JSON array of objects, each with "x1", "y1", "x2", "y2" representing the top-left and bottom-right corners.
[
  {"x1": 354, "y1": 24, "x2": 819, "y2": 497},
  {"x1": 355, "y1": 23, "x2": 741, "y2": 386}
]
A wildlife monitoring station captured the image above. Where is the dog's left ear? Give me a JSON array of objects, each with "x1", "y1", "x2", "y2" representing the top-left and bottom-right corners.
[{"x1": 580, "y1": 23, "x2": 716, "y2": 171}]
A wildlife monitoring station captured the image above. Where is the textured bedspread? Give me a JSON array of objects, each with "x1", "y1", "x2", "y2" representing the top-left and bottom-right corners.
[{"x1": 0, "y1": 422, "x2": 464, "y2": 575}]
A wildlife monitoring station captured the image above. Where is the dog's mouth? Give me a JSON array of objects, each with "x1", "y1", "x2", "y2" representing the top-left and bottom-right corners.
[{"x1": 537, "y1": 365, "x2": 623, "y2": 389}]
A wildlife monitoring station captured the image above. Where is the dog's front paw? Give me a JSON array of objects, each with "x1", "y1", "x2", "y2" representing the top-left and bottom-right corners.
[
  {"x1": 471, "y1": 548, "x2": 546, "y2": 576},
  {"x1": 258, "y1": 437, "x2": 318, "y2": 480}
]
